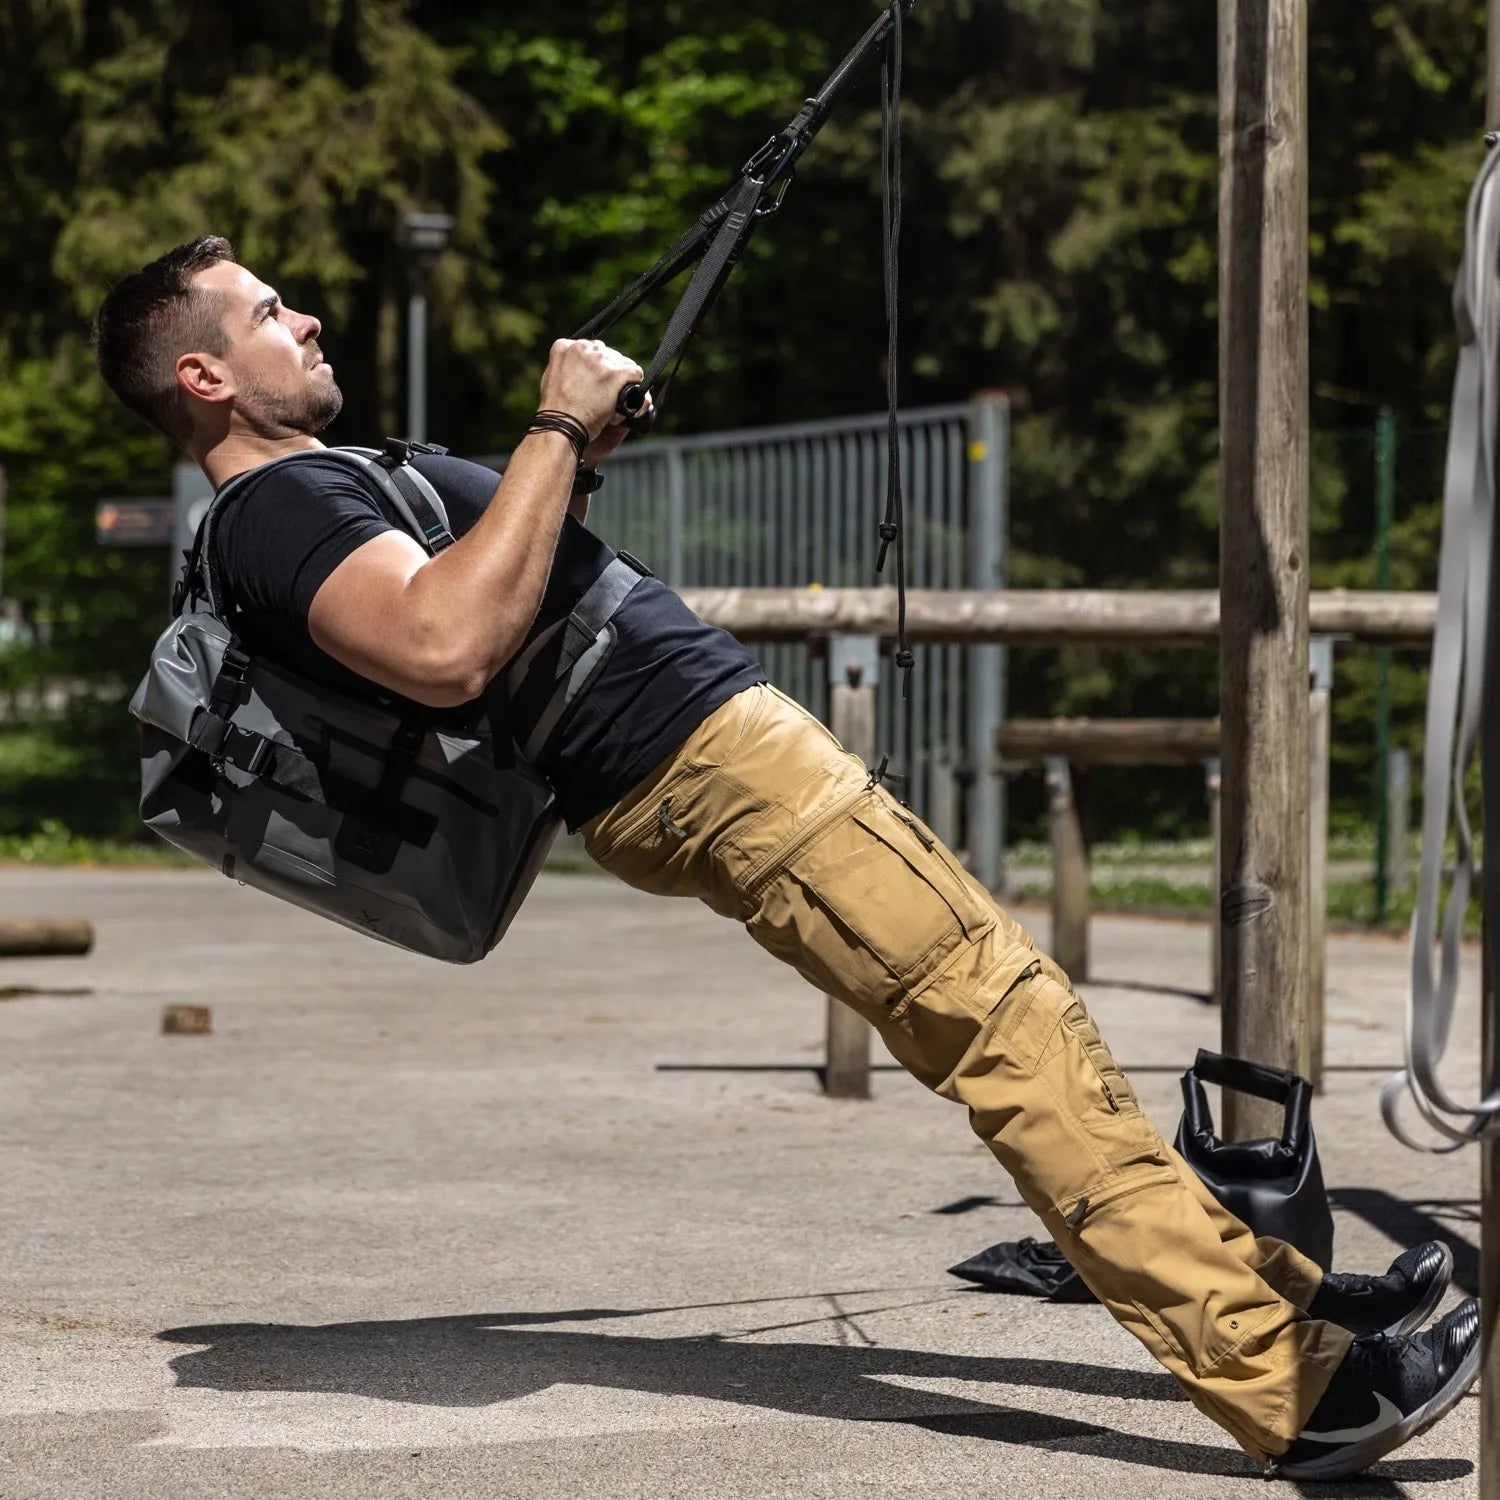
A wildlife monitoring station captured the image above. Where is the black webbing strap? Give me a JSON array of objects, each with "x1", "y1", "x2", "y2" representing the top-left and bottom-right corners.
[
  {"x1": 574, "y1": 1, "x2": 917, "y2": 426},
  {"x1": 382, "y1": 465, "x2": 456, "y2": 552},
  {"x1": 217, "y1": 725, "x2": 324, "y2": 801},
  {"x1": 507, "y1": 554, "x2": 653, "y2": 762},
  {"x1": 335, "y1": 446, "x2": 457, "y2": 553},
  {"x1": 333, "y1": 719, "x2": 432, "y2": 872},
  {"x1": 622, "y1": 172, "x2": 769, "y2": 410},
  {"x1": 187, "y1": 644, "x2": 252, "y2": 758}
]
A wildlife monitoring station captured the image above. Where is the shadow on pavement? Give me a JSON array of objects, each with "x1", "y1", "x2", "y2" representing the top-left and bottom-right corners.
[
  {"x1": 1081, "y1": 977, "x2": 1213, "y2": 1005},
  {"x1": 917, "y1": 1414, "x2": 1469, "y2": 1490},
  {"x1": 153, "y1": 1302, "x2": 1468, "y2": 1484}
]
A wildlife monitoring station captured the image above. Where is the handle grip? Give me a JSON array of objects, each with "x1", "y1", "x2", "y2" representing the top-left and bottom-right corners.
[
  {"x1": 617, "y1": 381, "x2": 658, "y2": 435},
  {"x1": 1189, "y1": 1047, "x2": 1296, "y2": 1105}
]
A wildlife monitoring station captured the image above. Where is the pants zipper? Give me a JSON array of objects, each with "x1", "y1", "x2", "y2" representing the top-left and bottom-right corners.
[{"x1": 743, "y1": 783, "x2": 870, "y2": 898}]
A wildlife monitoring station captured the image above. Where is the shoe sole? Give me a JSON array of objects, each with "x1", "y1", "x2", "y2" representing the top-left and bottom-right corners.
[
  {"x1": 1386, "y1": 1243, "x2": 1455, "y2": 1338},
  {"x1": 1274, "y1": 1311, "x2": 1481, "y2": 1480}
]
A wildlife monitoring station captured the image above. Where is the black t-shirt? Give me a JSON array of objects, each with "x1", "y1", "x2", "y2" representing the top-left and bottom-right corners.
[{"x1": 212, "y1": 450, "x2": 765, "y2": 829}]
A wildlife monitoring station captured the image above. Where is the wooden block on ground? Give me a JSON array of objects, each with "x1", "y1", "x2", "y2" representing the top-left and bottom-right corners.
[{"x1": 161, "y1": 1004, "x2": 212, "y2": 1036}]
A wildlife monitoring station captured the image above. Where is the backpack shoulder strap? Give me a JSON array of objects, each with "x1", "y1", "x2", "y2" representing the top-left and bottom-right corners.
[
  {"x1": 180, "y1": 444, "x2": 457, "y2": 621},
  {"x1": 321, "y1": 445, "x2": 457, "y2": 553},
  {"x1": 181, "y1": 452, "x2": 314, "y2": 618}
]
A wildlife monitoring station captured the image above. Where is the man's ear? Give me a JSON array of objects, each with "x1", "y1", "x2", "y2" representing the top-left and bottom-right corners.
[{"x1": 176, "y1": 352, "x2": 233, "y2": 405}]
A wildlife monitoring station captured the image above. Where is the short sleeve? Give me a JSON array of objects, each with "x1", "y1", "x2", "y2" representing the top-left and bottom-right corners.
[{"x1": 214, "y1": 457, "x2": 395, "y2": 632}]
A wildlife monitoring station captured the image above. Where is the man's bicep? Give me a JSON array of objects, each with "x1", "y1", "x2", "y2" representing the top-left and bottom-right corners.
[{"x1": 307, "y1": 531, "x2": 444, "y2": 699}]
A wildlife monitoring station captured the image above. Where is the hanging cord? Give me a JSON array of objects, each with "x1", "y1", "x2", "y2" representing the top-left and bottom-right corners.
[
  {"x1": 1380, "y1": 135, "x2": 1500, "y2": 1151},
  {"x1": 874, "y1": 0, "x2": 913, "y2": 709}
]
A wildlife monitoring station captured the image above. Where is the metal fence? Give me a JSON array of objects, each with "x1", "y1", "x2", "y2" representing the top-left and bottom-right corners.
[{"x1": 487, "y1": 395, "x2": 1010, "y2": 888}]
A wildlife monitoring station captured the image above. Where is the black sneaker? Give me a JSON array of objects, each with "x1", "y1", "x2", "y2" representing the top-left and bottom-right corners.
[
  {"x1": 1307, "y1": 1241, "x2": 1454, "y2": 1338},
  {"x1": 1274, "y1": 1297, "x2": 1480, "y2": 1480}
]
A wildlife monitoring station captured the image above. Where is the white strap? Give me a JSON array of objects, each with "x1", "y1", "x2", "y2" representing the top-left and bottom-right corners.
[{"x1": 1382, "y1": 140, "x2": 1500, "y2": 1151}]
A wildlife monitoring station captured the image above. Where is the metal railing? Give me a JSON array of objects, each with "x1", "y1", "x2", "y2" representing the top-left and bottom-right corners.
[{"x1": 485, "y1": 394, "x2": 1011, "y2": 888}]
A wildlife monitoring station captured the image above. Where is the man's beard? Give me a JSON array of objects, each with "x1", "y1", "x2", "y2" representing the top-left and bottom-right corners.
[{"x1": 242, "y1": 369, "x2": 344, "y2": 438}]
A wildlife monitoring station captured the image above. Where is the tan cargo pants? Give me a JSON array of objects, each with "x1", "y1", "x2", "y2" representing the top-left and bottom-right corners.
[{"x1": 582, "y1": 683, "x2": 1351, "y2": 1462}]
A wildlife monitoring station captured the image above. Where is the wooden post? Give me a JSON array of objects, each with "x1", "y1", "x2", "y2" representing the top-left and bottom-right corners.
[
  {"x1": 1207, "y1": 757, "x2": 1222, "y2": 1004},
  {"x1": 824, "y1": 655, "x2": 876, "y2": 1099},
  {"x1": 1218, "y1": 0, "x2": 1311, "y2": 1141},
  {"x1": 1307, "y1": 637, "x2": 1333, "y2": 1091},
  {"x1": 1046, "y1": 756, "x2": 1090, "y2": 981}
]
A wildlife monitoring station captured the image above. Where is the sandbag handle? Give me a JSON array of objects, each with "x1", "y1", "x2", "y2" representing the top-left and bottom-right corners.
[{"x1": 1181, "y1": 1048, "x2": 1312, "y2": 1152}]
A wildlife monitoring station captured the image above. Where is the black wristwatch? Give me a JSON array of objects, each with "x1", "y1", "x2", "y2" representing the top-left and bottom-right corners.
[{"x1": 573, "y1": 466, "x2": 604, "y2": 496}]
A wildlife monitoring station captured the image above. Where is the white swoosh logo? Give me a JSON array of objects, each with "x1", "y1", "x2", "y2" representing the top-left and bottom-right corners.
[{"x1": 1301, "y1": 1390, "x2": 1405, "y2": 1444}]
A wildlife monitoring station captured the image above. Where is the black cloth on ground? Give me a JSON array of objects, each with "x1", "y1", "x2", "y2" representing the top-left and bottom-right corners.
[{"x1": 211, "y1": 450, "x2": 766, "y2": 829}]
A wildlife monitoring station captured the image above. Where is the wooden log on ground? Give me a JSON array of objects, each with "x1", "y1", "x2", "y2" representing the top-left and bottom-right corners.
[
  {"x1": 676, "y1": 587, "x2": 1436, "y2": 649},
  {"x1": 997, "y1": 718, "x2": 1221, "y2": 766},
  {"x1": 0, "y1": 918, "x2": 93, "y2": 957}
]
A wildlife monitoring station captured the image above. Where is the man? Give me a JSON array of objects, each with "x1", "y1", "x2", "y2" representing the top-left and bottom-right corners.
[{"x1": 95, "y1": 237, "x2": 1478, "y2": 1480}]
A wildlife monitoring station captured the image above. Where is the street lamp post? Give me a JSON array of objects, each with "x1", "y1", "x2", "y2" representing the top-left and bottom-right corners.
[{"x1": 401, "y1": 213, "x2": 454, "y2": 443}]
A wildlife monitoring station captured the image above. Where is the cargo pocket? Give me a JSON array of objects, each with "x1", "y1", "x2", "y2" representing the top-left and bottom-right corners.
[
  {"x1": 995, "y1": 971, "x2": 1167, "y2": 1213},
  {"x1": 745, "y1": 792, "x2": 994, "y2": 1019},
  {"x1": 1059, "y1": 998, "x2": 1144, "y2": 1120}
]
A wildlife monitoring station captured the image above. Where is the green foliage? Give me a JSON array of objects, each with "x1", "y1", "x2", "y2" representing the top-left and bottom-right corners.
[{"x1": 0, "y1": 0, "x2": 1493, "y2": 872}]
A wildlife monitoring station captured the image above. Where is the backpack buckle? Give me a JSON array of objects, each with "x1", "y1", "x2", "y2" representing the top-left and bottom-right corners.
[
  {"x1": 381, "y1": 436, "x2": 450, "y2": 467},
  {"x1": 221, "y1": 726, "x2": 274, "y2": 778}
]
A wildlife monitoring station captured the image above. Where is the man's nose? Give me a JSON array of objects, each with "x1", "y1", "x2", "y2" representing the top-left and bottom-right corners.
[{"x1": 291, "y1": 308, "x2": 321, "y2": 341}]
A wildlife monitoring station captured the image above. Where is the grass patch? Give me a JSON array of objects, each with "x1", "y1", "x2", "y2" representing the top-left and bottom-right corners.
[
  {"x1": 1090, "y1": 875, "x2": 1212, "y2": 910},
  {"x1": 1075, "y1": 873, "x2": 1481, "y2": 937},
  {"x1": 0, "y1": 819, "x2": 193, "y2": 867}
]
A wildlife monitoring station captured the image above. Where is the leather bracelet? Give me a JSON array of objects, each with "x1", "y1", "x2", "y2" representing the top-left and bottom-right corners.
[{"x1": 526, "y1": 409, "x2": 590, "y2": 464}]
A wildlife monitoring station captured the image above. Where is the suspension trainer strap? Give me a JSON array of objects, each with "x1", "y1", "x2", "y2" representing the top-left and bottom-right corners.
[
  {"x1": 633, "y1": 172, "x2": 770, "y2": 399},
  {"x1": 574, "y1": 2, "x2": 917, "y2": 426},
  {"x1": 1381, "y1": 138, "x2": 1500, "y2": 1151}
]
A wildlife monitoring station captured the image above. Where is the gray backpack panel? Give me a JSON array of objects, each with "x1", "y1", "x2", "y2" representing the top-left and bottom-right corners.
[{"x1": 129, "y1": 446, "x2": 644, "y2": 964}]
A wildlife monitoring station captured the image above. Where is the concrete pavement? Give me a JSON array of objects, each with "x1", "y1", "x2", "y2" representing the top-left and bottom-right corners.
[{"x1": 0, "y1": 866, "x2": 1485, "y2": 1498}]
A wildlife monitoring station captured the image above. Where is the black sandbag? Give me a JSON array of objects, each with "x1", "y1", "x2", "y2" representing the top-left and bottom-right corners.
[
  {"x1": 1173, "y1": 1048, "x2": 1334, "y2": 1271},
  {"x1": 948, "y1": 1049, "x2": 1334, "y2": 1301},
  {"x1": 948, "y1": 1235, "x2": 1095, "y2": 1302}
]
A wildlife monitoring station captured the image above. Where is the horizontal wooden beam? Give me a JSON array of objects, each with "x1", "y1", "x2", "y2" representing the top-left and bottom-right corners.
[
  {"x1": 676, "y1": 588, "x2": 1437, "y2": 648},
  {"x1": 998, "y1": 718, "x2": 1221, "y2": 766}
]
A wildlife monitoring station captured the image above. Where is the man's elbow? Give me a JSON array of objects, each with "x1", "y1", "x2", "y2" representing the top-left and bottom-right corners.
[
  {"x1": 400, "y1": 647, "x2": 492, "y2": 709},
  {"x1": 405, "y1": 630, "x2": 521, "y2": 708}
]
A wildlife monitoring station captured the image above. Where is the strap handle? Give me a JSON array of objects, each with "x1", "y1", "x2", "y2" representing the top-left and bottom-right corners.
[{"x1": 1181, "y1": 1049, "x2": 1311, "y2": 1152}]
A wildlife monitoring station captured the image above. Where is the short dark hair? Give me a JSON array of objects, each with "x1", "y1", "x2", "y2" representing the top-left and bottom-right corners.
[{"x1": 93, "y1": 236, "x2": 238, "y2": 446}]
